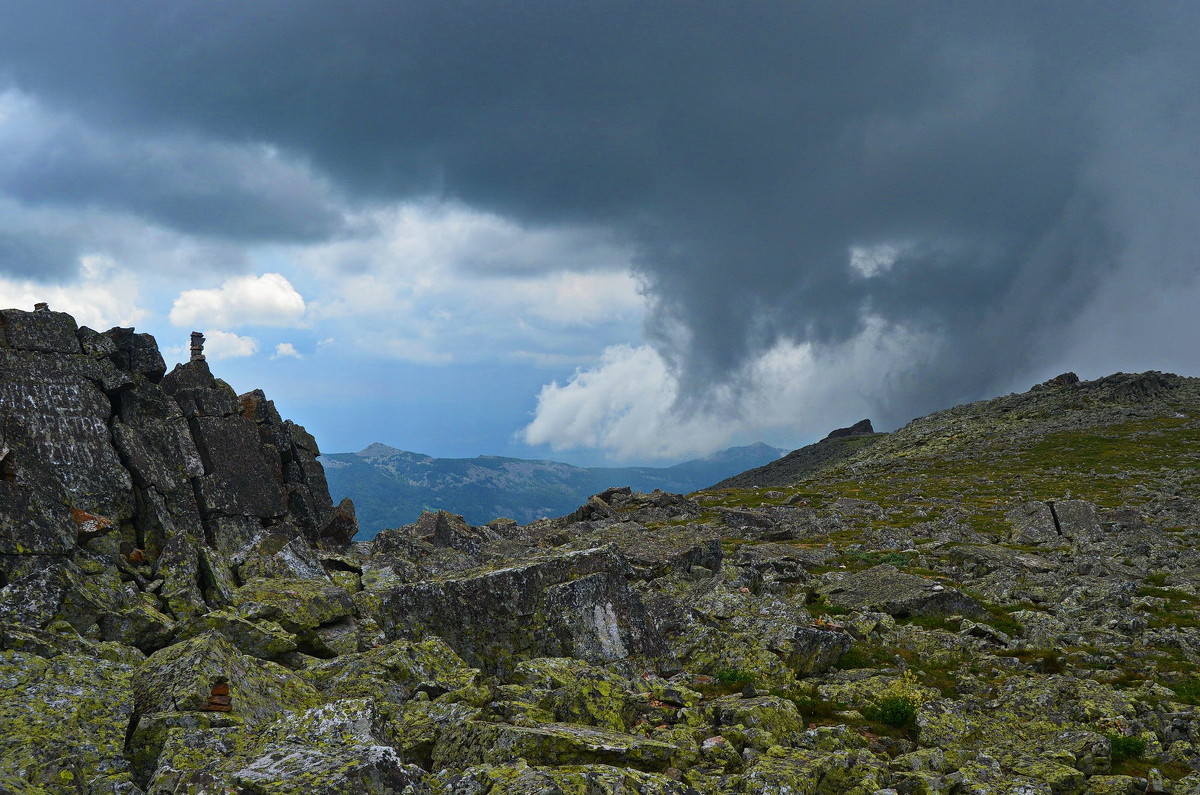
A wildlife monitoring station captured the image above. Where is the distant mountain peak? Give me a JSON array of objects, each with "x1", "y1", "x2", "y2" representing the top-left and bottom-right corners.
[
  {"x1": 699, "y1": 442, "x2": 786, "y2": 462},
  {"x1": 356, "y1": 442, "x2": 406, "y2": 458}
]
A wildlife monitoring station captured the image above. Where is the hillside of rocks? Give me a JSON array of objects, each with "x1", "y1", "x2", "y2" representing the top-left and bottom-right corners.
[{"x1": 6, "y1": 307, "x2": 1200, "y2": 793}]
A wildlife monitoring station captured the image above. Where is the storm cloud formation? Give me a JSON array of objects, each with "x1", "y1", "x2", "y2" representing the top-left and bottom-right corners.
[{"x1": 1, "y1": 2, "x2": 1198, "y2": 451}]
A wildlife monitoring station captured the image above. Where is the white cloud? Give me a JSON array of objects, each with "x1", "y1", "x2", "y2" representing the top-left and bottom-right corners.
[
  {"x1": 295, "y1": 201, "x2": 644, "y2": 363},
  {"x1": 202, "y1": 330, "x2": 259, "y2": 359},
  {"x1": 0, "y1": 254, "x2": 149, "y2": 330},
  {"x1": 169, "y1": 272, "x2": 306, "y2": 328},
  {"x1": 508, "y1": 270, "x2": 645, "y2": 327},
  {"x1": 848, "y1": 243, "x2": 906, "y2": 279},
  {"x1": 271, "y1": 342, "x2": 302, "y2": 359},
  {"x1": 522, "y1": 317, "x2": 939, "y2": 460}
]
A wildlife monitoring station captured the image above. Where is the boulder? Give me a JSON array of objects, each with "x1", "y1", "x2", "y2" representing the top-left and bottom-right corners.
[
  {"x1": 438, "y1": 763, "x2": 694, "y2": 794},
  {"x1": 134, "y1": 631, "x2": 319, "y2": 725},
  {"x1": 104, "y1": 327, "x2": 167, "y2": 382},
  {"x1": 190, "y1": 415, "x2": 287, "y2": 519},
  {"x1": 0, "y1": 348, "x2": 134, "y2": 521},
  {"x1": 513, "y1": 657, "x2": 637, "y2": 731},
  {"x1": 174, "y1": 609, "x2": 298, "y2": 659},
  {"x1": 229, "y1": 699, "x2": 428, "y2": 794},
  {"x1": 1008, "y1": 500, "x2": 1102, "y2": 545},
  {"x1": 0, "y1": 650, "x2": 137, "y2": 792},
  {"x1": 821, "y1": 565, "x2": 985, "y2": 618},
  {"x1": 417, "y1": 509, "x2": 489, "y2": 556},
  {"x1": 741, "y1": 748, "x2": 891, "y2": 793},
  {"x1": 0, "y1": 307, "x2": 81, "y2": 353},
  {"x1": 308, "y1": 637, "x2": 478, "y2": 706},
  {"x1": 432, "y1": 721, "x2": 684, "y2": 772},
  {"x1": 357, "y1": 547, "x2": 668, "y2": 676}
]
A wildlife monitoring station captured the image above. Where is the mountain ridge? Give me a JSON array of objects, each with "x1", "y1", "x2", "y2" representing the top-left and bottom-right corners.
[
  {"x1": 8, "y1": 304, "x2": 1200, "y2": 791},
  {"x1": 324, "y1": 441, "x2": 785, "y2": 535}
]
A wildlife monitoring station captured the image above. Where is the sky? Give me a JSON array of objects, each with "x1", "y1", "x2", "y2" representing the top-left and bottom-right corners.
[{"x1": 0, "y1": 2, "x2": 1197, "y2": 466}]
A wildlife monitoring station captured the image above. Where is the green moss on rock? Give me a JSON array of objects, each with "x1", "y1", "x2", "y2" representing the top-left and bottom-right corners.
[
  {"x1": 135, "y1": 630, "x2": 319, "y2": 725},
  {"x1": 307, "y1": 637, "x2": 479, "y2": 705},
  {"x1": 431, "y1": 721, "x2": 688, "y2": 773},
  {"x1": 0, "y1": 650, "x2": 136, "y2": 791}
]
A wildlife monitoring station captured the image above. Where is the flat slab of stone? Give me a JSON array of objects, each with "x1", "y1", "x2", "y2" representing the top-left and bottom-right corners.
[
  {"x1": 822, "y1": 564, "x2": 985, "y2": 618},
  {"x1": 0, "y1": 349, "x2": 133, "y2": 519},
  {"x1": 358, "y1": 547, "x2": 667, "y2": 676},
  {"x1": 0, "y1": 650, "x2": 136, "y2": 791},
  {"x1": 190, "y1": 415, "x2": 286, "y2": 519},
  {"x1": 0, "y1": 309, "x2": 81, "y2": 353},
  {"x1": 432, "y1": 721, "x2": 681, "y2": 772}
]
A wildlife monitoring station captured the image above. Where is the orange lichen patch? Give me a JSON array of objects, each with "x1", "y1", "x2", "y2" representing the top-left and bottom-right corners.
[
  {"x1": 127, "y1": 548, "x2": 148, "y2": 565},
  {"x1": 240, "y1": 395, "x2": 257, "y2": 419},
  {"x1": 70, "y1": 507, "x2": 113, "y2": 542}
]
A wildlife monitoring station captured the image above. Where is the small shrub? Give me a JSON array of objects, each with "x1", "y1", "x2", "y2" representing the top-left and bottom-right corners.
[
  {"x1": 1106, "y1": 733, "x2": 1146, "y2": 762},
  {"x1": 792, "y1": 694, "x2": 840, "y2": 722},
  {"x1": 982, "y1": 605, "x2": 1023, "y2": 637},
  {"x1": 1171, "y1": 677, "x2": 1200, "y2": 705},
  {"x1": 863, "y1": 696, "x2": 918, "y2": 728},
  {"x1": 861, "y1": 669, "x2": 927, "y2": 729},
  {"x1": 1012, "y1": 648, "x2": 1064, "y2": 673},
  {"x1": 713, "y1": 668, "x2": 755, "y2": 686},
  {"x1": 836, "y1": 645, "x2": 873, "y2": 669}
]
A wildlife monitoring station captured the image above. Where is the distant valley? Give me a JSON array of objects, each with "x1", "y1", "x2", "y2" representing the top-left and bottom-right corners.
[{"x1": 322, "y1": 442, "x2": 784, "y2": 537}]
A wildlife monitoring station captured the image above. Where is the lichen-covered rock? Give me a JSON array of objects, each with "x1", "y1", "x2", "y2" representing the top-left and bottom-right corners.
[
  {"x1": 307, "y1": 637, "x2": 479, "y2": 705},
  {"x1": 432, "y1": 721, "x2": 686, "y2": 772},
  {"x1": 1083, "y1": 776, "x2": 1145, "y2": 794},
  {"x1": 0, "y1": 650, "x2": 137, "y2": 792},
  {"x1": 145, "y1": 724, "x2": 250, "y2": 793},
  {"x1": 1008, "y1": 500, "x2": 1103, "y2": 546},
  {"x1": 0, "y1": 556, "x2": 174, "y2": 652},
  {"x1": 358, "y1": 547, "x2": 667, "y2": 676},
  {"x1": 820, "y1": 564, "x2": 985, "y2": 618},
  {"x1": 231, "y1": 576, "x2": 355, "y2": 656},
  {"x1": 134, "y1": 631, "x2": 319, "y2": 725},
  {"x1": 437, "y1": 762, "x2": 695, "y2": 794},
  {"x1": 667, "y1": 585, "x2": 850, "y2": 690},
  {"x1": 513, "y1": 657, "x2": 636, "y2": 731},
  {"x1": 145, "y1": 698, "x2": 430, "y2": 794},
  {"x1": 232, "y1": 744, "x2": 429, "y2": 794},
  {"x1": 174, "y1": 608, "x2": 298, "y2": 659},
  {"x1": 739, "y1": 747, "x2": 891, "y2": 794},
  {"x1": 219, "y1": 698, "x2": 429, "y2": 794},
  {"x1": 916, "y1": 675, "x2": 1139, "y2": 787},
  {"x1": 237, "y1": 532, "x2": 329, "y2": 582},
  {"x1": 709, "y1": 695, "x2": 806, "y2": 752},
  {"x1": 392, "y1": 698, "x2": 485, "y2": 767},
  {"x1": 128, "y1": 709, "x2": 242, "y2": 786}
]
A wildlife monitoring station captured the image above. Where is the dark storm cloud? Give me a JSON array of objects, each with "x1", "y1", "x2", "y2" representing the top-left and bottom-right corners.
[
  {"x1": 0, "y1": 85, "x2": 346, "y2": 273},
  {"x1": 0, "y1": 1, "x2": 1196, "y2": 423},
  {"x1": 0, "y1": 224, "x2": 78, "y2": 279}
]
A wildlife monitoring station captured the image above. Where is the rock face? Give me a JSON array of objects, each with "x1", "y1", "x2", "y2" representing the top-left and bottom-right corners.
[
  {"x1": 823, "y1": 418, "x2": 875, "y2": 440},
  {"x1": 8, "y1": 309, "x2": 1200, "y2": 793}
]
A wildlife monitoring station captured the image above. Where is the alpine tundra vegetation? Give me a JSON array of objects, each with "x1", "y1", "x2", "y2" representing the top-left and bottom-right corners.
[{"x1": 5, "y1": 307, "x2": 1200, "y2": 793}]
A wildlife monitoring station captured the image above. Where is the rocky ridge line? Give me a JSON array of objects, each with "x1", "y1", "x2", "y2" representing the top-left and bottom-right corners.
[{"x1": 6, "y1": 310, "x2": 1200, "y2": 793}]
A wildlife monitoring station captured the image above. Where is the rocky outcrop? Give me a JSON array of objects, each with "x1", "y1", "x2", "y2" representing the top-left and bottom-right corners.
[
  {"x1": 0, "y1": 308, "x2": 354, "y2": 631},
  {"x1": 8, "y1": 307, "x2": 1200, "y2": 793},
  {"x1": 712, "y1": 420, "x2": 881, "y2": 490},
  {"x1": 823, "y1": 418, "x2": 875, "y2": 440}
]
